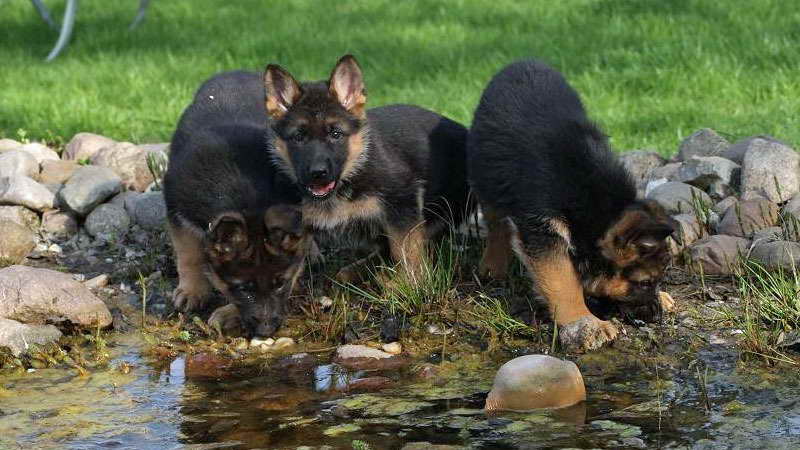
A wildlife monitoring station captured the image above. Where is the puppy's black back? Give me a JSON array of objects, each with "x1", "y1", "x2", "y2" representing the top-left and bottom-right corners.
[
  {"x1": 467, "y1": 60, "x2": 636, "y2": 251},
  {"x1": 165, "y1": 71, "x2": 298, "y2": 229}
]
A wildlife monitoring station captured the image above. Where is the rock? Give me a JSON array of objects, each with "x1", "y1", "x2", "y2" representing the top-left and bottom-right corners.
[
  {"x1": 39, "y1": 160, "x2": 78, "y2": 185},
  {"x1": 185, "y1": 352, "x2": 234, "y2": 379},
  {"x1": 677, "y1": 128, "x2": 729, "y2": 161},
  {"x1": 676, "y1": 156, "x2": 740, "y2": 199},
  {"x1": 751, "y1": 227, "x2": 783, "y2": 245},
  {"x1": 63, "y1": 132, "x2": 116, "y2": 161},
  {"x1": 485, "y1": 355, "x2": 586, "y2": 411},
  {"x1": 618, "y1": 150, "x2": 666, "y2": 187},
  {"x1": 750, "y1": 241, "x2": 800, "y2": 271},
  {"x1": 0, "y1": 265, "x2": 112, "y2": 327},
  {"x1": 84, "y1": 204, "x2": 130, "y2": 239},
  {"x1": 382, "y1": 342, "x2": 402, "y2": 355},
  {"x1": 18, "y1": 143, "x2": 59, "y2": 165},
  {"x1": 658, "y1": 291, "x2": 676, "y2": 313},
  {"x1": 129, "y1": 191, "x2": 166, "y2": 229},
  {"x1": 716, "y1": 198, "x2": 778, "y2": 237},
  {"x1": 0, "y1": 176, "x2": 55, "y2": 211},
  {"x1": 342, "y1": 376, "x2": 394, "y2": 393},
  {"x1": 251, "y1": 337, "x2": 274, "y2": 348},
  {"x1": 648, "y1": 162, "x2": 682, "y2": 183},
  {"x1": 334, "y1": 344, "x2": 410, "y2": 370},
  {"x1": 0, "y1": 138, "x2": 22, "y2": 152},
  {"x1": 646, "y1": 182, "x2": 712, "y2": 214},
  {"x1": 0, "y1": 318, "x2": 62, "y2": 356},
  {"x1": 688, "y1": 236, "x2": 750, "y2": 275},
  {"x1": 41, "y1": 210, "x2": 79, "y2": 242},
  {"x1": 740, "y1": 138, "x2": 799, "y2": 203},
  {"x1": 273, "y1": 337, "x2": 295, "y2": 351},
  {"x1": 0, "y1": 149, "x2": 39, "y2": 179},
  {"x1": 671, "y1": 213, "x2": 706, "y2": 248},
  {"x1": 0, "y1": 206, "x2": 39, "y2": 230},
  {"x1": 91, "y1": 142, "x2": 165, "y2": 192},
  {"x1": 0, "y1": 220, "x2": 35, "y2": 265},
  {"x1": 782, "y1": 194, "x2": 800, "y2": 222},
  {"x1": 722, "y1": 135, "x2": 792, "y2": 165},
  {"x1": 108, "y1": 190, "x2": 142, "y2": 213},
  {"x1": 58, "y1": 166, "x2": 122, "y2": 216},
  {"x1": 713, "y1": 196, "x2": 738, "y2": 215}
]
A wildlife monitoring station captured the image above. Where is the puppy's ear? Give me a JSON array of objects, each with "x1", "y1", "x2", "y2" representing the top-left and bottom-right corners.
[
  {"x1": 264, "y1": 205, "x2": 305, "y2": 254},
  {"x1": 328, "y1": 54, "x2": 366, "y2": 117},
  {"x1": 208, "y1": 212, "x2": 249, "y2": 260},
  {"x1": 599, "y1": 205, "x2": 672, "y2": 266},
  {"x1": 264, "y1": 64, "x2": 302, "y2": 120}
]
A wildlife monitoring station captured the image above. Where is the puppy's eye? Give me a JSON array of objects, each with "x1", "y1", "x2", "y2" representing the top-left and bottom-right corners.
[{"x1": 328, "y1": 127, "x2": 343, "y2": 140}]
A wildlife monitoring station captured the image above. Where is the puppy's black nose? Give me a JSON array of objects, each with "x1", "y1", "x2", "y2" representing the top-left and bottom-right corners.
[{"x1": 310, "y1": 167, "x2": 329, "y2": 181}]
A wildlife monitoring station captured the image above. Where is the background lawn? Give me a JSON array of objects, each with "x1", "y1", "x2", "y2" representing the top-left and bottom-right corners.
[{"x1": 1, "y1": 0, "x2": 798, "y2": 155}]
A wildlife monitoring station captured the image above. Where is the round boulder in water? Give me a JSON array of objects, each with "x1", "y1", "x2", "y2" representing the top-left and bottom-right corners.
[{"x1": 485, "y1": 354, "x2": 585, "y2": 412}]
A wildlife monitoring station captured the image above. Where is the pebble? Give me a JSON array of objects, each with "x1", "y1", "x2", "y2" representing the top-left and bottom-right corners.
[
  {"x1": 84, "y1": 274, "x2": 110, "y2": 289},
  {"x1": 273, "y1": 337, "x2": 295, "y2": 350},
  {"x1": 382, "y1": 342, "x2": 402, "y2": 355},
  {"x1": 250, "y1": 337, "x2": 274, "y2": 348},
  {"x1": 318, "y1": 296, "x2": 333, "y2": 309}
]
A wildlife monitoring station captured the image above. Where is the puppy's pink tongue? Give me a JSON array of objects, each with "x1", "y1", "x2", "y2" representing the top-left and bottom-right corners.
[{"x1": 311, "y1": 181, "x2": 336, "y2": 196}]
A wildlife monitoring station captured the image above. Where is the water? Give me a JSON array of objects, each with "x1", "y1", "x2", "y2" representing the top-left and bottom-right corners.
[{"x1": 2, "y1": 333, "x2": 800, "y2": 449}]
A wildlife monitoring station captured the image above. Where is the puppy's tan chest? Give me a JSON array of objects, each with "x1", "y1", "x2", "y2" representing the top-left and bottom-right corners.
[{"x1": 303, "y1": 195, "x2": 384, "y2": 230}]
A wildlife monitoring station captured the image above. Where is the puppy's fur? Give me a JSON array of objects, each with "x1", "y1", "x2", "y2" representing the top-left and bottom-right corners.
[
  {"x1": 164, "y1": 70, "x2": 308, "y2": 338},
  {"x1": 467, "y1": 60, "x2": 674, "y2": 352},
  {"x1": 263, "y1": 55, "x2": 471, "y2": 281}
]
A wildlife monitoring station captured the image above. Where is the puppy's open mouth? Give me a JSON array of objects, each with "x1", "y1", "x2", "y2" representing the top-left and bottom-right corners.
[{"x1": 307, "y1": 181, "x2": 336, "y2": 198}]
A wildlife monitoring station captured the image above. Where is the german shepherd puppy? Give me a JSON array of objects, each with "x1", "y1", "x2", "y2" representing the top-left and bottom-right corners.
[
  {"x1": 164, "y1": 70, "x2": 309, "y2": 338},
  {"x1": 262, "y1": 55, "x2": 470, "y2": 282},
  {"x1": 467, "y1": 60, "x2": 675, "y2": 352}
]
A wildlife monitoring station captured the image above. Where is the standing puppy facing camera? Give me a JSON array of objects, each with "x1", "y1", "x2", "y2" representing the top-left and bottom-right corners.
[
  {"x1": 467, "y1": 60, "x2": 675, "y2": 352},
  {"x1": 263, "y1": 55, "x2": 471, "y2": 283},
  {"x1": 164, "y1": 70, "x2": 309, "y2": 338}
]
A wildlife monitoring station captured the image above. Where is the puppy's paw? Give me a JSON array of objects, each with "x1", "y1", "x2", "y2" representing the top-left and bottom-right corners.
[
  {"x1": 172, "y1": 286, "x2": 209, "y2": 313},
  {"x1": 558, "y1": 315, "x2": 619, "y2": 352},
  {"x1": 208, "y1": 304, "x2": 242, "y2": 336}
]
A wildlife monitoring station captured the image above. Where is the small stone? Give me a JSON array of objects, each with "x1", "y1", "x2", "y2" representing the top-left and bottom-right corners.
[
  {"x1": 18, "y1": 143, "x2": 59, "y2": 165},
  {"x1": 39, "y1": 160, "x2": 78, "y2": 185},
  {"x1": 0, "y1": 220, "x2": 35, "y2": 265},
  {"x1": 58, "y1": 166, "x2": 122, "y2": 216},
  {"x1": 84, "y1": 204, "x2": 130, "y2": 239},
  {"x1": 646, "y1": 181, "x2": 712, "y2": 215},
  {"x1": 41, "y1": 210, "x2": 79, "y2": 242},
  {"x1": 750, "y1": 241, "x2": 800, "y2": 271},
  {"x1": 84, "y1": 274, "x2": 110, "y2": 289},
  {"x1": 741, "y1": 138, "x2": 800, "y2": 203},
  {"x1": 250, "y1": 337, "x2": 274, "y2": 348},
  {"x1": 63, "y1": 132, "x2": 116, "y2": 161},
  {"x1": 334, "y1": 344, "x2": 409, "y2": 370},
  {"x1": 0, "y1": 205, "x2": 39, "y2": 230},
  {"x1": 0, "y1": 176, "x2": 55, "y2": 211},
  {"x1": 618, "y1": 150, "x2": 666, "y2": 187},
  {"x1": 688, "y1": 235, "x2": 751, "y2": 275},
  {"x1": 716, "y1": 198, "x2": 778, "y2": 237},
  {"x1": 0, "y1": 149, "x2": 39, "y2": 179},
  {"x1": 129, "y1": 191, "x2": 166, "y2": 230},
  {"x1": 382, "y1": 342, "x2": 402, "y2": 355},
  {"x1": 485, "y1": 355, "x2": 586, "y2": 411},
  {"x1": 0, "y1": 318, "x2": 62, "y2": 357},
  {"x1": 273, "y1": 337, "x2": 295, "y2": 350},
  {"x1": 658, "y1": 291, "x2": 676, "y2": 313},
  {"x1": 677, "y1": 128, "x2": 729, "y2": 161}
]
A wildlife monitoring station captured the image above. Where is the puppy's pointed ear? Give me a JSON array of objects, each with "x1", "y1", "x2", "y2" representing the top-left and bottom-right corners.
[
  {"x1": 264, "y1": 64, "x2": 302, "y2": 120},
  {"x1": 264, "y1": 205, "x2": 305, "y2": 254},
  {"x1": 209, "y1": 212, "x2": 249, "y2": 258},
  {"x1": 599, "y1": 206, "x2": 672, "y2": 267},
  {"x1": 328, "y1": 54, "x2": 366, "y2": 117}
]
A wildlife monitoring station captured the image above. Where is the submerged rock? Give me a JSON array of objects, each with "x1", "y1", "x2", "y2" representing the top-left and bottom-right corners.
[
  {"x1": 485, "y1": 355, "x2": 586, "y2": 412},
  {"x1": 0, "y1": 317, "x2": 62, "y2": 356},
  {"x1": 334, "y1": 344, "x2": 410, "y2": 370}
]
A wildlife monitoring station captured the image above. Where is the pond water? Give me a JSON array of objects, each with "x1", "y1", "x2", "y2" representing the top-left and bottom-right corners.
[{"x1": 2, "y1": 333, "x2": 800, "y2": 449}]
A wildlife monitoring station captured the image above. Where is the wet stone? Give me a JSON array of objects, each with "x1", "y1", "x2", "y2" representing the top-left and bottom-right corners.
[
  {"x1": 334, "y1": 344, "x2": 410, "y2": 370},
  {"x1": 0, "y1": 317, "x2": 62, "y2": 356},
  {"x1": 485, "y1": 355, "x2": 586, "y2": 411}
]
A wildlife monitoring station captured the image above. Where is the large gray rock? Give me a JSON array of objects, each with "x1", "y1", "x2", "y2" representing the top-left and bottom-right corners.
[
  {"x1": 0, "y1": 265, "x2": 112, "y2": 327},
  {"x1": 0, "y1": 138, "x2": 22, "y2": 152},
  {"x1": 722, "y1": 135, "x2": 792, "y2": 165},
  {"x1": 485, "y1": 355, "x2": 585, "y2": 411},
  {"x1": 677, "y1": 128, "x2": 730, "y2": 161},
  {"x1": 740, "y1": 138, "x2": 799, "y2": 203},
  {"x1": 689, "y1": 235, "x2": 750, "y2": 275},
  {"x1": 0, "y1": 205, "x2": 39, "y2": 230},
  {"x1": 619, "y1": 150, "x2": 666, "y2": 187},
  {"x1": 0, "y1": 176, "x2": 56, "y2": 211},
  {"x1": 63, "y1": 132, "x2": 115, "y2": 161},
  {"x1": 84, "y1": 203, "x2": 130, "y2": 239},
  {"x1": 716, "y1": 198, "x2": 779, "y2": 237},
  {"x1": 19, "y1": 143, "x2": 59, "y2": 165},
  {"x1": 130, "y1": 191, "x2": 166, "y2": 229},
  {"x1": 91, "y1": 142, "x2": 165, "y2": 192},
  {"x1": 0, "y1": 220, "x2": 35, "y2": 265},
  {"x1": 0, "y1": 149, "x2": 39, "y2": 179},
  {"x1": 41, "y1": 210, "x2": 79, "y2": 242},
  {"x1": 677, "y1": 156, "x2": 740, "y2": 199},
  {"x1": 58, "y1": 166, "x2": 122, "y2": 216},
  {"x1": 750, "y1": 241, "x2": 800, "y2": 271},
  {"x1": 646, "y1": 182, "x2": 712, "y2": 214},
  {"x1": 0, "y1": 318, "x2": 62, "y2": 356},
  {"x1": 39, "y1": 160, "x2": 78, "y2": 185},
  {"x1": 671, "y1": 213, "x2": 706, "y2": 248}
]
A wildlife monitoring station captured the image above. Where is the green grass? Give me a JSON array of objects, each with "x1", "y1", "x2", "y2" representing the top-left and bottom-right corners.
[{"x1": 2, "y1": 0, "x2": 799, "y2": 154}]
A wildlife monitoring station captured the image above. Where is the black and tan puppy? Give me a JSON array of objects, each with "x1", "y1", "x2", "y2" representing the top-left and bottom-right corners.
[
  {"x1": 263, "y1": 55, "x2": 470, "y2": 282},
  {"x1": 467, "y1": 60, "x2": 675, "y2": 352},
  {"x1": 164, "y1": 70, "x2": 309, "y2": 338}
]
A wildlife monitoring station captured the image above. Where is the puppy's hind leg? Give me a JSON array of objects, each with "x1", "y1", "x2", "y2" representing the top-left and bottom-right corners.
[{"x1": 169, "y1": 222, "x2": 212, "y2": 313}]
